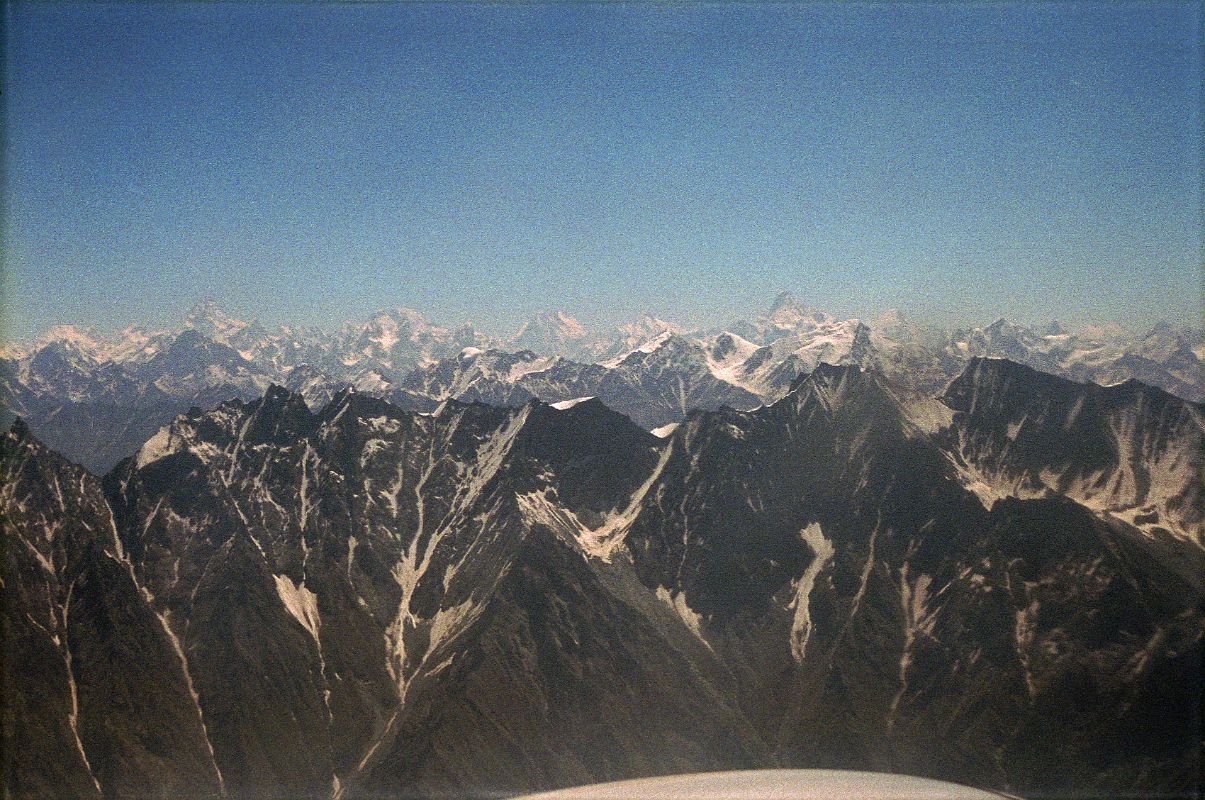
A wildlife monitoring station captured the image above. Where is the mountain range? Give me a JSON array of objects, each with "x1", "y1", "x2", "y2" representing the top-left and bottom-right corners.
[
  {"x1": 3, "y1": 293, "x2": 1201, "y2": 474},
  {"x1": 2, "y1": 354, "x2": 1201, "y2": 799}
]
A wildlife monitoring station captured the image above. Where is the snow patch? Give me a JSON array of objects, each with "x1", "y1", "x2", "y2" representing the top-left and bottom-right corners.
[
  {"x1": 518, "y1": 442, "x2": 674, "y2": 563},
  {"x1": 656, "y1": 586, "x2": 709, "y2": 647},
  {"x1": 600, "y1": 330, "x2": 676, "y2": 367},
  {"x1": 788, "y1": 523, "x2": 834, "y2": 662},
  {"x1": 508, "y1": 355, "x2": 557, "y2": 381},
  {"x1": 371, "y1": 328, "x2": 399, "y2": 353},
  {"x1": 580, "y1": 440, "x2": 675, "y2": 561},
  {"x1": 898, "y1": 394, "x2": 955, "y2": 436},
  {"x1": 426, "y1": 597, "x2": 480, "y2": 661},
  {"x1": 366, "y1": 415, "x2": 401, "y2": 434},
  {"x1": 135, "y1": 425, "x2": 182, "y2": 468},
  {"x1": 551, "y1": 396, "x2": 594, "y2": 410},
  {"x1": 273, "y1": 574, "x2": 321, "y2": 643}
]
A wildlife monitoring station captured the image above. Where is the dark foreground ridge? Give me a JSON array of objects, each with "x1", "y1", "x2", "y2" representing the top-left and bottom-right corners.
[{"x1": 2, "y1": 359, "x2": 1202, "y2": 799}]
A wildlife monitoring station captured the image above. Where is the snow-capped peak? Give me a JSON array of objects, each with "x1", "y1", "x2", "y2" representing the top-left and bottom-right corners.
[
  {"x1": 509, "y1": 310, "x2": 591, "y2": 357},
  {"x1": 513, "y1": 311, "x2": 588, "y2": 341},
  {"x1": 769, "y1": 290, "x2": 805, "y2": 315},
  {"x1": 376, "y1": 307, "x2": 433, "y2": 331},
  {"x1": 184, "y1": 300, "x2": 248, "y2": 343},
  {"x1": 629, "y1": 329, "x2": 677, "y2": 355},
  {"x1": 767, "y1": 291, "x2": 832, "y2": 328},
  {"x1": 33, "y1": 324, "x2": 106, "y2": 355},
  {"x1": 105, "y1": 325, "x2": 170, "y2": 365},
  {"x1": 617, "y1": 315, "x2": 684, "y2": 340},
  {"x1": 585, "y1": 315, "x2": 687, "y2": 364},
  {"x1": 873, "y1": 309, "x2": 905, "y2": 332},
  {"x1": 599, "y1": 329, "x2": 679, "y2": 367},
  {"x1": 363, "y1": 307, "x2": 436, "y2": 335},
  {"x1": 552, "y1": 311, "x2": 585, "y2": 337},
  {"x1": 26, "y1": 324, "x2": 131, "y2": 366}
]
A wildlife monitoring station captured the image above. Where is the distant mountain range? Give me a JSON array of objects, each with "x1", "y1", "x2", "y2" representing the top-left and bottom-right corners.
[
  {"x1": 3, "y1": 293, "x2": 1200, "y2": 474},
  {"x1": 3, "y1": 355, "x2": 1200, "y2": 799}
]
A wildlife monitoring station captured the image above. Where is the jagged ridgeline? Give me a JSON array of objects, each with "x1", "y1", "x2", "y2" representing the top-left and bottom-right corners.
[
  {"x1": 2, "y1": 359, "x2": 1202, "y2": 799},
  {"x1": 4, "y1": 296, "x2": 1201, "y2": 476}
]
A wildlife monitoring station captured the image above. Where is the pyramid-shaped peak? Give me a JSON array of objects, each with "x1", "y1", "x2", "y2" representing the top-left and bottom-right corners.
[
  {"x1": 363, "y1": 307, "x2": 433, "y2": 329},
  {"x1": 184, "y1": 299, "x2": 247, "y2": 337},
  {"x1": 531, "y1": 310, "x2": 586, "y2": 334},
  {"x1": 510, "y1": 311, "x2": 590, "y2": 356},
  {"x1": 769, "y1": 291, "x2": 805, "y2": 314},
  {"x1": 766, "y1": 290, "x2": 835, "y2": 321}
]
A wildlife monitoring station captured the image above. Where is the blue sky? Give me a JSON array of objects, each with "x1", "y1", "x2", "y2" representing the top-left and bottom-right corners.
[{"x1": 3, "y1": 1, "x2": 1200, "y2": 339}]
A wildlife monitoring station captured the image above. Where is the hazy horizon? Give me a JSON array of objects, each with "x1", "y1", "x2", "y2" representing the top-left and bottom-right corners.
[
  {"x1": 5, "y1": 291, "x2": 1192, "y2": 347},
  {"x1": 4, "y1": 2, "x2": 1201, "y2": 340}
]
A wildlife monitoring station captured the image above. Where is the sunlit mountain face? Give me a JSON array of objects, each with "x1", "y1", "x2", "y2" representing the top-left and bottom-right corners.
[{"x1": 3, "y1": 296, "x2": 1200, "y2": 474}]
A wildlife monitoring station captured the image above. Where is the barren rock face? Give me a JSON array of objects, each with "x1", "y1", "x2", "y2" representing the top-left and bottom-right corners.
[{"x1": 3, "y1": 359, "x2": 1201, "y2": 799}]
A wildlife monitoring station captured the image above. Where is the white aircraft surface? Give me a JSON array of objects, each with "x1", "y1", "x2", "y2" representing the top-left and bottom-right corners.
[{"x1": 514, "y1": 769, "x2": 1018, "y2": 799}]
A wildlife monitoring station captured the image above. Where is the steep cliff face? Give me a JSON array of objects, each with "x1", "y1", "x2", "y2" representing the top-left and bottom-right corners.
[
  {"x1": 942, "y1": 357, "x2": 1204, "y2": 546},
  {"x1": 593, "y1": 365, "x2": 1203, "y2": 795},
  {"x1": 94, "y1": 385, "x2": 762, "y2": 798},
  {"x1": 3, "y1": 360, "x2": 1202, "y2": 799},
  {"x1": 1, "y1": 421, "x2": 223, "y2": 800}
]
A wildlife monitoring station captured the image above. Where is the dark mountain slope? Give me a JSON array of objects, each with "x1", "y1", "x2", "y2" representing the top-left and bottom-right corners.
[
  {"x1": 942, "y1": 356, "x2": 1203, "y2": 545},
  {"x1": 1, "y1": 421, "x2": 223, "y2": 799},
  {"x1": 601, "y1": 365, "x2": 1203, "y2": 796},
  {"x1": 2, "y1": 358, "x2": 1200, "y2": 799}
]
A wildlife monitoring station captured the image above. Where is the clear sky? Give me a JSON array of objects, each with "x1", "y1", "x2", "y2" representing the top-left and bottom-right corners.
[{"x1": 3, "y1": 1, "x2": 1201, "y2": 339}]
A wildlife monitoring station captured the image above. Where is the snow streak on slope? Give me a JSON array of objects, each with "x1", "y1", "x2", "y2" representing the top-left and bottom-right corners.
[
  {"x1": 888, "y1": 560, "x2": 940, "y2": 728},
  {"x1": 655, "y1": 586, "x2": 711, "y2": 648},
  {"x1": 517, "y1": 438, "x2": 676, "y2": 563},
  {"x1": 551, "y1": 396, "x2": 594, "y2": 410},
  {"x1": 579, "y1": 439, "x2": 675, "y2": 561},
  {"x1": 789, "y1": 523, "x2": 834, "y2": 663},
  {"x1": 154, "y1": 607, "x2": 227, "y2": 792},
  {"x1": 273, "y1": 574, "x2": 321, "y2": 643},
  {"x1": 384, "y1": 406, "x2": 530, "y2": 700},
  {"x1": 61, "y1": 581, "x2": 104, "y2": 796}
]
